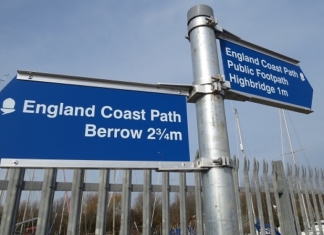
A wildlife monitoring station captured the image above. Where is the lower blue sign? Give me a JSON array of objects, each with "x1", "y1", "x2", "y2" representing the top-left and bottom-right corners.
[
  {"x1": 0, "y1": 74, "x2": 190, "y2": 164},
  {"x1": 219, "y1": 39, "x2": 313, "y2": 113}
]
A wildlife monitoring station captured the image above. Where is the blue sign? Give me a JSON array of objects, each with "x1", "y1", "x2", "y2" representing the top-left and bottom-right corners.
[
  {"x1": 0, "y1": 76, "x2": 190, "y2": 164},
  {"x1": 219, "y1": 39, "x2": 313, "y2": 113}
]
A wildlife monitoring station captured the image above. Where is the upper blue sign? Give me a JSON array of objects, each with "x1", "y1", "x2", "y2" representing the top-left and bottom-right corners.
[
  {"x1": 219, "y1": 39, "x2": 313, "y2": 113},
  {"x1": 0, "y1": 73, "x2": 190, "y2": 165}
]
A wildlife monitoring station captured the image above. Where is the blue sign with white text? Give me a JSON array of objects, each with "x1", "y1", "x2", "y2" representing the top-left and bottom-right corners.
[
  {"x1": 219, "y1": 39, "x2": 313, "y2": 112},
  {"x1": 0, "y1": 77, "x2": 190, "y2": 162}
]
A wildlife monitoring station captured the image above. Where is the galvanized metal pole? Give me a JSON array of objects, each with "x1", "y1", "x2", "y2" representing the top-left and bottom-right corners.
[
  {"x1": 143, "y1": 170, "x2": 152, "y2": 235},
  {"x1": 162, "y1": 172, "x2": 170, "y2": 235},
  {"x1": 179, "y1": 172, "x2": 187, "y2": 235},
  {"x1": 187, "y1": 5, "x2": 239, "y2": 235},
  {"x1": 35, "y1": 168, "x2": 57, "y2": 235},
  {"x1": 95, "y1": 169, "x2": 110, "y2": 235},
  {"x1": 119, "y1": 170, "x2": 132, "y2": 235},
  {"x1": 67, "y1": 169, "x2": 85, "y2": 235}
]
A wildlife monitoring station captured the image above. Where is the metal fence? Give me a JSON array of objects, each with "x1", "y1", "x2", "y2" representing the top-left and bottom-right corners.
[{"x1": 0, "y1": 158, "x2": 323, "y2": 235}]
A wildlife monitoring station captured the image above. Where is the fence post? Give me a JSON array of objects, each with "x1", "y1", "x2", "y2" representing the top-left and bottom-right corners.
[
  {"x1": 263, "y1": 161, "x2": 277, "y2": 235},
  {"x1": 179, "y1": 172, "x2": 187, "y2": 235},
  {"x1": 195, "y1": 165, "x2": 204, "y2": 234},
  {"x1": 67, "y1": 169, "x2": 85, "y2": 235},
  {"x1": 0, "y1": 168, "x2": 25, "y2": 235},
  {"x1": 162, "y1": 172, "x2": 170, "y2": 235},
  {"x1": 95, "y1": 169, "x2": 110, "y2": 235},
  {"x1": 286, "y1": 166, "x2": 301, "y2": 234},
  {"x1": 253, "y1": 159, "x2": 266, "y2": 234},
  {"x1": 143, "y1": 170, "x2": 152, "y2": 235},
  {"x1": 243, "y1": 158, "x2": 255, "y2": 235},
  {"x1": 36, "y1": 168, "x2": 57, "y2": 235},
  {"x1": 232, "y1": 157, "x2": 243, "y2": 234},
  {"x1": 308, "y1": 168, "x2": 323, "y2": 235},
  {"x1": 273, "y1": 161, "x2": 297, "y2": 235},
  {"x1": 120, "y1": 169, "x2": 132, "y2": 235}
]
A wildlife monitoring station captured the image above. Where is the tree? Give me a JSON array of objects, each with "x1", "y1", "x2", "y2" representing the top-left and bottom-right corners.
[
  {"x1": 130, "y1": 192, "x2": 163, "y2": 234},
  {"x1": 170, "y1": 192, "x2": 197, "y2": 230}
]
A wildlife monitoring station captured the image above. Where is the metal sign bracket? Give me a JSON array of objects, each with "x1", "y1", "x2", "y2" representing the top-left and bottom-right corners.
[
  {"x1": 194, "y1": 156, "x2": 233, "y2": 168},
  {"x1": 157, "y1": 157, "x2": 233, "y2": 172},
  {"x1": 187, "y1": 75, "x2": 230, "y2": 103},
  {"x1": 187, "y1": 14, "x2": 223, "y2": 41}
]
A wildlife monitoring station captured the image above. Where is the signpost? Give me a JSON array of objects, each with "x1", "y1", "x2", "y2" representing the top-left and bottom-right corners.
[
  {"x1": 187, "y1": 5, "x2": 240, "y2": 235},
  {"x1": 186, "y1": 4, "x2": 313, "y2": 235},
  {"x1": 219, "y1": 38, "x2": 313, "y2": 113},
  {"x1": 0, "y1": 5, "x2": 314, "y2": 235},
  {"x1": 0, "y1": 71, "x2": 190, "y2": 168}
]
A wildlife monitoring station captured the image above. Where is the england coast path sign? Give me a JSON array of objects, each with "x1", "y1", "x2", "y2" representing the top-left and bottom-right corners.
[
  {"x1": 0, "y1": 71, "x2": 190, "y2": 168},
  {"x1": 219, "y1": 36, "x2": 313, "y2": 114}
]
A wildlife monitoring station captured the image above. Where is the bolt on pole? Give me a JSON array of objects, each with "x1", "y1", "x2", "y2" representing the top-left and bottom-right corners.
[{"x1": 187, "y1": 5, "x2": 240, "y2": 235}]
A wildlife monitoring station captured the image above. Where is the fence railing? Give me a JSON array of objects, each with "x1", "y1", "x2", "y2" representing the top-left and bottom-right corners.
[{"x1": 0, "y1": 158, "x2": 323, "y2": 235}]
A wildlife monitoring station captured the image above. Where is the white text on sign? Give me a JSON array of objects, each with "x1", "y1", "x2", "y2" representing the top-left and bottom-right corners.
[{"x1": 23, "y1": 100, "x2": 182, "y2": 122}]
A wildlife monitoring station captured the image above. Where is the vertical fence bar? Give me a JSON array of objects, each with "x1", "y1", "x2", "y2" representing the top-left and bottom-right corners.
[
  {"x1": 253, "y1": 159, "x2": 266, "y2": 234},
  {"x1": 143, "y1": 169, "x2": 152, "y2": 235},
  {"x1": 295, "y1": 166, "x2": 310, "y2": 235},
  {"x1": 162, "y1": 172, "x2": 170, "y2": 235},
  {"x1": 272, "y1": 161, "x2": 297, "y2": 235},
  {"x1": 195, "y1": 169, "x2": 204, "y2": 235},
  {"x1": 315, "y1": 169, "x2": 324, "y2": 222},
  {"x1": 287, "y1": 165, "x2": 302, "y2": 235},
  {"x1": 95, "y1": 169, "x2": 110, "y2": 235},
  {"x1": 67, "y1": 169, "x2": 85, "y2": 235},
  {"x1": 194, "y1": 151, "x2": 204, "y2": 235},
  {"x1": 262, "y1": 160, "x2": 276, "y2": 235},
  {"x1": 243, "y1": 158, "x2": 255, "y2": 235},
  {"x1": 309, "y1": 168, "x2": 324, "y2": 235},
  {"x1": 120, "y1": 169, "x2": 132, "y2": 235},
  {"x1": 0, "y1": 168, "x2": 25, "y2": 235},
  {"x1": 321, "y1": 169, "x2": 324, "y2": 219},
  {"x1": 179, "y1": 172, "x2": 187, "y2": 235},
  {"x1": 232, "y1": 157, "x2": 243, "y2": 234},
  {"x1": 272, "y1": 162, "x2": 285, "y2": 232},
  {"x1": 112, "y1": 169, "x2": 118, "y2": 235},
  {"x1": 35, "y1": 168, "x2": 57, "y2": 235},
  {"x1": 0, "y1": 169, "x2": 9, "y2": 205},
  {"x1": 302, "y1": 167, "x2": 316, "y2": 234},
  {"x1": 321, "y1": 169, "x2": 324, "y2": 198}
]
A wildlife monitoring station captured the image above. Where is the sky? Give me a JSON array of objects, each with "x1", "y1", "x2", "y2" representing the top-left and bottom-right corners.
[{"x1": 0, "y1": 0, "x2": 323, "y2": 173}]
